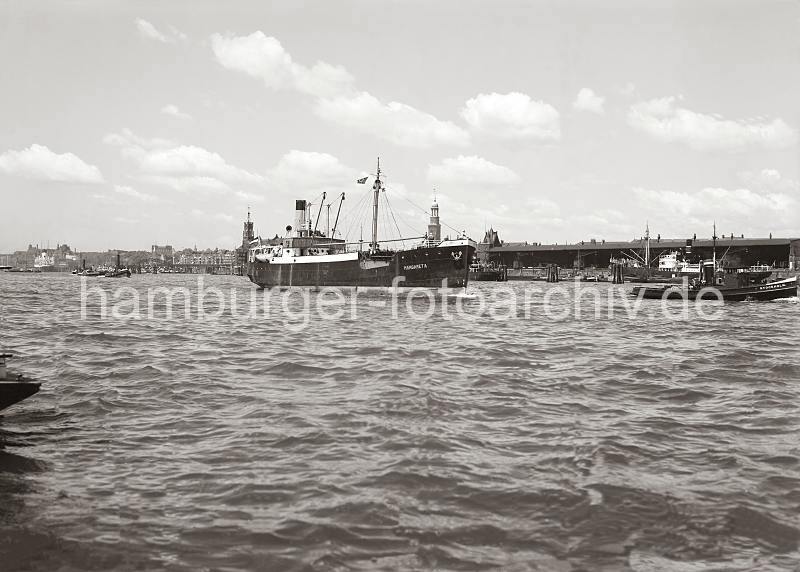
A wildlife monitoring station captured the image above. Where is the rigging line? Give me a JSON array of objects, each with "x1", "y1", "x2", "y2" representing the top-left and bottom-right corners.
[
  {"x1": 401, "y1": 195, "x2": 462, "y2": 235},
  {"x1": 385, "y1": 189, "x2": 421, "y2": 236},
  {"x1": 350, "y1": 191, "x2": 373, "y2": 243},
  {"x1": 384, "y1": 197, "x2": 399, "y2": 247},
  {"x1": 354, "y1": 189, "x2": 373, "y2": 240},
  {"x1": 380, "y1": 191, "x2": 392, "y2": 245},
  {"x1": 383, "y1": 192, "x2": 410, "y2": 250},
  {"x1": 340, "y1": 187, "x2": 371, "y2": 241},
  {"x1": 306, "y1": 191, "x2": 326, "y2": 220}
]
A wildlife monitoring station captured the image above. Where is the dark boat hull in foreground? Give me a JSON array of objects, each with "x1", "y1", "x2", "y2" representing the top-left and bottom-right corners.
[
  {"x1": 248, "y1": 243, "x2": 474, "y2": 288},
  {"x1": 0, "y1": 354, "x2": 40, "y2": 411},
  {"x1": 0, "y1": 380, "x2": 40, "y2": 411},
  {"x1": 631, "y1": 276, "x2": 798, "y2": 302}
]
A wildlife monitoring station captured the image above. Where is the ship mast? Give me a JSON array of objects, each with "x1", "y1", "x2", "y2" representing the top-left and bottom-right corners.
[
  {"x1": 371, "y1": 157, "x2": 382, "y2": 252},
  {"x1": 712, "y1": 221, "x2": 717, "y2": 271}
]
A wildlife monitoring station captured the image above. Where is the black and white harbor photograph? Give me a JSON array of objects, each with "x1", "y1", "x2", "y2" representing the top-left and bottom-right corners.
[{"x1": 1, "y1": 1, "x2": 799, "y2": 570}]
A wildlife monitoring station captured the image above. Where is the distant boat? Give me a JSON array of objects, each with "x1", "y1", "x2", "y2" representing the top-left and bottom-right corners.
[
  {"x1": 33, "y1": 251, "x2": 55, "y2": 271},
  {"x1": 105, "y1": 268, "x2": 131, "y2": 278},
  {"x1": 469, "y1": 262, "x2": 508, "y2": 282},
  {"x1": 0, "y1": 353, "x2": 40, "y2": 411},
  {"x1": 104, "y1": 253, "x2": 131, "y2": 278}
]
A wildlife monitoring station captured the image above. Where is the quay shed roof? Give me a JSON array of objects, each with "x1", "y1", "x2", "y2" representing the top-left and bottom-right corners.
[{"x1": 489, "y1": 237, "x2": 794, "y2": 252}]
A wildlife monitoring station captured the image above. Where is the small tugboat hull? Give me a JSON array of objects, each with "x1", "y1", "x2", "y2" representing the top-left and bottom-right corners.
[
  {"x1": 469, "y1": 269, "x2": 508, "y2": 282},
  {"x1": 632, "y1": 277, "x2": 798, "y2": 302}
]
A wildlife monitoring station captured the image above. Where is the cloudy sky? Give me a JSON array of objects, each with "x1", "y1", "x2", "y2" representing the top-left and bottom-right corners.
[{"x1": 1, "y1": 0, "x2": 798, "y2": 252}]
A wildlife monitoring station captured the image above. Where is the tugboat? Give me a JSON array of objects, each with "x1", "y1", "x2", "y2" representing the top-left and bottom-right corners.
[
  {"x1": 632, "y1": 226, "x2": 798, "y2": 301},
  {"x1": 0, "y1": 354, "x2": 40, "y2": 411},
  {"x1": 104, "y1": 253, "x2": 131, "y2": 278},
  {"x1": 247, "y1": 159, "x2": 476, "y2": 289},
  {"x1": 632, "y1": 264, "x2": 798, "y2": 301},
  {"x1": 468, "y1": 262, "x2": 508, "y2": 282}
]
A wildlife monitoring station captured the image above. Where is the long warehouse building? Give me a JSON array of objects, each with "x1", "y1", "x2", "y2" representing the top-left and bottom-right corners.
[{"x1": 484, "y1": 233, "x2": 800, "y2": 270}]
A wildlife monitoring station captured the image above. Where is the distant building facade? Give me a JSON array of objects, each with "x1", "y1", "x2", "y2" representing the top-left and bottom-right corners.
[
  {"x1": 477, "y1": 228, "x2": 502, "y2": 263},
  {"x1": 151, "y1": 245, "x2": 174, "y2": 262},
  {"x1": 177, "y1": 250, "x2": 236, "y2": 266}
]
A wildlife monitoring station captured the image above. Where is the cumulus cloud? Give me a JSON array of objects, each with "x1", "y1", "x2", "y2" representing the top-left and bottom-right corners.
[
  {"x1": 113, "y1": 185, "x2": 158, "y2": 202},
  {"x1": 136, "y1": 18, "x2": 187, "y2": 43},
  {"x1": 234, "y1": 190, "x2": 266, "y2": 204},
  {"x1": 737, "y1": 168, "x2": 800, "y2": 194},
  {"x1": 142, "y1": 175, "x2": 232, "y2": 193},
  {"x1": 268, "y1": 150, "x2": 359, "y2": 193},
  {"x1": 0, "y1": 144, "x2": 104, "y2": 183},
  {"x1": 211, "y1": 31, "x2": 468, "y2": 148},
  {"x1": 573, "y1": 88, "x2": 605, "y2": 114},
  {"x1": 210, "y1": 31, "x2": 354, "y2": 99},
  {"x1": 460, "y1": 92, "x2": 560, "y2": 140},
  {"x1": 104, "y1": 128, "x2": 263, "y2": 193},
  {"x1": 191, "y1": 209, "x2": 234, "y2": 223},
  {"x1": 161, "y1": 104, "x2": 192, "y2": 120},
  {"x1": 427, "y1": 155, "x2": 520, "y2": 187},
  {"x1": 138, "y1": 146, "x2": 263, "y2": 185},
  {"x1": 103, "y1": 130, "x2": 367, "y2": 207},
  {"x1": 628, "y1": 96, "x2": 797, "y2": 151},
  {"x1": 633, "y1": 180, "x2": 798, "y2": 236},
  {"x1": 315, "y1": 92, "x2": 470, "y2": 148},
  {"x1": 103, "y1": 128, "x2": 176, "y2": 150}
]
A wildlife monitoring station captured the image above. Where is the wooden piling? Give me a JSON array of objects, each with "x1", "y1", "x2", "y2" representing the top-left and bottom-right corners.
[
  {"x1": 611, "y1": 263, "x2": 624, "y2": 284},
  {"x1": 546, "y1": 264, "x2": 560, "y2": 283}
]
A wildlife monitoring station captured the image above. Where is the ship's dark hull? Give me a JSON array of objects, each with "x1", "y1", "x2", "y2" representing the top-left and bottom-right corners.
[
  {"x1": 631, "y1": 277, "x2": 798, "y2": 302},
  {"x1": 0, "y1": 381, "x2": 40, "y2": 411},
  {"x1": 248, "y1": 245, "x2": 474, "y2": 288}
]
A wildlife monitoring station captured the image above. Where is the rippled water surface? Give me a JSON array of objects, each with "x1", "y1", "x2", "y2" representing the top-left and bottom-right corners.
[{"x1": 1, "y1": 273, "x2": 799, "y2": 571}]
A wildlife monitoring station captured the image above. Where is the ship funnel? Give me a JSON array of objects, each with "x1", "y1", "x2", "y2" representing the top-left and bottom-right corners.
[{"x1": 294, "y1": 200, "x2": 307, "y2": 237}]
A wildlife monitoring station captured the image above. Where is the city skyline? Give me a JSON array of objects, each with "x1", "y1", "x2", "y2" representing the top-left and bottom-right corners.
[{"x1": 1, "y1": 0, "x2": 798, "y2": 253}]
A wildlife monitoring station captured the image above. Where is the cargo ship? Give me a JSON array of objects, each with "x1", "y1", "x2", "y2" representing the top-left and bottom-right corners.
[{"x1": 247, "y1": 160, "x2": 476, "y2": 289}]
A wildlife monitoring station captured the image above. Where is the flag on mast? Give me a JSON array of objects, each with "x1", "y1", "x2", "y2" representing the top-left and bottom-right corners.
[{"x1": 356, "y1": 176, "x2": 368, "y2": 184}]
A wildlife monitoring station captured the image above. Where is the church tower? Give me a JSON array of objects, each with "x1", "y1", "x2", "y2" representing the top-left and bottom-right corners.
[
  {"x1": 427, "y1": 199, "x2": 441, "y2": 244},
  {"x1": 242, "y1": 207, "x2": 254, "y2": 244}
]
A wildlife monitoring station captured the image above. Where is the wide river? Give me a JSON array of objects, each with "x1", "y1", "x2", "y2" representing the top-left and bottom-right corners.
[{"x1": 1, "y1": 273, "x2": 799, "y2": 571}]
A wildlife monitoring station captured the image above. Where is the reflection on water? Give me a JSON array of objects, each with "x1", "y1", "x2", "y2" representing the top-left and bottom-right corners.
[{"x1": 1, "y1": 273, "x2": 799, "y2": 571}]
